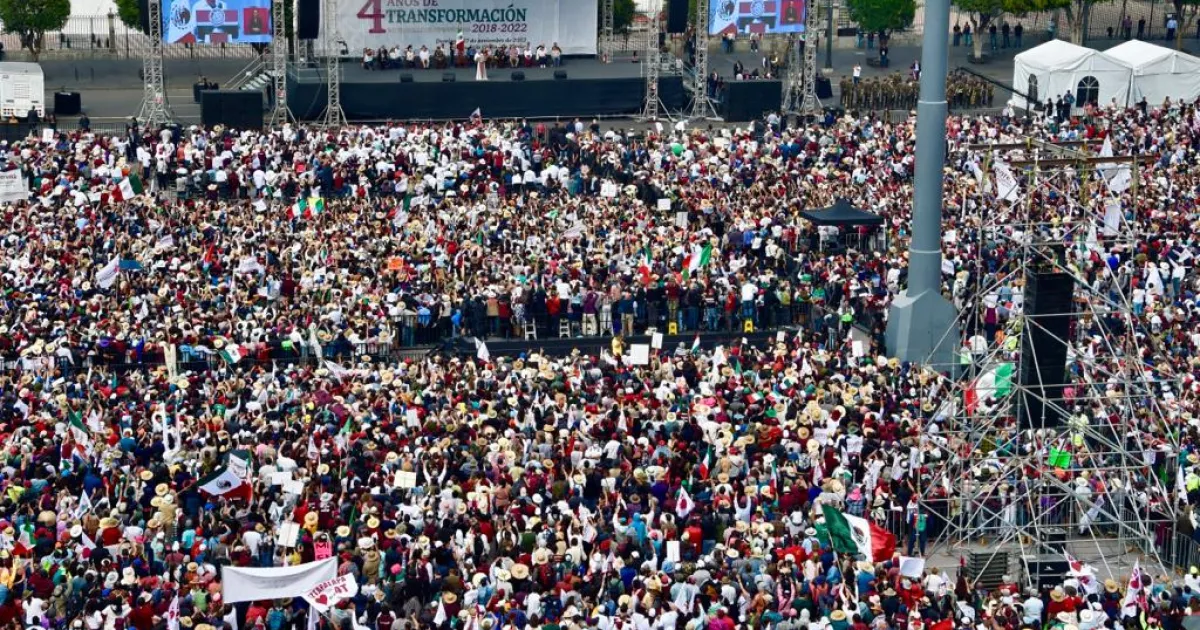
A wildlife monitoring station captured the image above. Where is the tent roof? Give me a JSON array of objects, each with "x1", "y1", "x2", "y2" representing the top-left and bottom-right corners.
[
  {"x1": 1105, "y1": 39, "x2": 1200, "y2": 71},
  {"x1": 1014, "y1": 40, "x2": 1131, "y2": 73},
  {"x1": 800, "y1": 199, "x2": 884, "y2": 227}
]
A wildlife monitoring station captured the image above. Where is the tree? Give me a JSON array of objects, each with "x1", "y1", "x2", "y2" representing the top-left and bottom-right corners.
[
  {"x1": 114, "y1": 0, "x2": 141, "y2": 31},
  {"x1": 844, "y1": 0, "x2": 917, "y2": 38},
  {"x1": 952, "y1": 0, "x2": 1005, "y2": 59},
  {"x1": 614, "y1": 0, "x2": 636, "y2": 45},
  {"x1": 1172, "y1": 0, "x2": 1200, "y2": 49},
  {"x1": 0, "y1": 0, "x2": 70, "y2": 61}
]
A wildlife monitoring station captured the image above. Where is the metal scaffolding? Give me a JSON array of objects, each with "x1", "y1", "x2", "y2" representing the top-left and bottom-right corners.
[
  {"x1": 688, "y1": 0, "x2": 720, "y2": 120},
  {"x1": 914, "y1": 143, "x2": 1179, "y2": 584},
  {"x1": 639, "y1": 1, "x2": 664, "y2": 121},
  {"x1": 136, "y1": 0, "x2": 173, "y2": 128},
  {"x1": 320, "y1": 0, "x2": 346, "y2": 128},
  {"x1": 267, "y1": 0, "x2": 293, "y2": 126},
  {"x1": 781, "y1": 1, "x2": 820, "y2": 116},
  {"x1": 600, "y1": 0, "x2": 615, "y2": 62}
]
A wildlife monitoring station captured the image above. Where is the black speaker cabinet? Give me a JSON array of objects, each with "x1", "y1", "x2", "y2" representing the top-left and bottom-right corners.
[
  {"x1": 442, "y1": 73, "x2": 456, "y2": 82},
  {"x1": 667, "y1": 0, "x2": 688, "y2": 33},
  {"x1": 54, "y1": 92, "x2": 81, "y2": 116},
  {"x1": 511, "y1": 71, "x2": 525, "y2": 81},
  {"x1": 1022, "y1": 555, "x2": 1068, "y2": 590},
  {"x1": 1019, "y1": 271, "x2": 1075, "y2": 429},
  {"x1": 201, "y1": 91, "x2": 264, "y2": 130},
  {"x1": 138, "y1": 0, "x2": 151, "y2": 33},
  {"x1": 296, "y1": 0, "x2": 320, "y2": 40},
  {"x1": 400, "y1": 73, "x2": 414, "y2": 83},
  {"x1": 815, "y1": 76, "x2": 833, "y2": 99},
  {"x1": 554, "y1": 70, "x2": 567, "y2": 80}
]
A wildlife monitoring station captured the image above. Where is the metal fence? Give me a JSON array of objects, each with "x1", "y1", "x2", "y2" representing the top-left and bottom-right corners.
[{"x1": 0, "y1": 14, "x2": 260, "y2": 60}]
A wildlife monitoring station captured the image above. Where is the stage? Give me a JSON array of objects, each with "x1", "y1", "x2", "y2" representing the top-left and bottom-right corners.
[{"x1": 287, "y1": 57, "x2": 689, "y2": 121}]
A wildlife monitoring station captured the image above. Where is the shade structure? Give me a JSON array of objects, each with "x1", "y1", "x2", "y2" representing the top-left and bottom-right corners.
[
  {"x1": 1011, "y1": 40, "x2": 1132, "y2": 110},
  {"x1": 800, "y1": 198, "x2": 885, "y2": 228},
  {"x1": 1105, "y1": 40, "x2": 1200, "y2": 106}
]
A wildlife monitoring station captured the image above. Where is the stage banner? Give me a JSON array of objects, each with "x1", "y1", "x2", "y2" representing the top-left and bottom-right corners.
[
  {"x1": 709, "y1": 0, "x2": 807, "y2": 36},
  {"x1": 221, "y1": 558, "x2": 337, "y2": 603},
  {"x1": 340, "y1": 0, "x2": 598, "y2": 56},
  {"x1": 162, "y1": 0, "x2": 273, "y2": 45}
]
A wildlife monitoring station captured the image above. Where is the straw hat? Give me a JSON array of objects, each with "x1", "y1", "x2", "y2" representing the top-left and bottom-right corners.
[
  {"x1": 303, "y1": 512, "x2": 319, "y2": 528},
  {"x1": 155, "y1": 483, "x2": 170, "y2": 497},
  {"x1": 532, "y1": 548, "x2": 551, "y2": 565},
  {"x1": 509, "y1": 563, "x2": 530, "y2": 580},
  {"x1": 336, "y1": 525, "x2": 351, "y2": 538},
  {"x1": 139, "y1": 470, "x2": 154, "y2": 481},
  {"x1": 830, "y1": 611, "x2": 848, "y2": 622}
]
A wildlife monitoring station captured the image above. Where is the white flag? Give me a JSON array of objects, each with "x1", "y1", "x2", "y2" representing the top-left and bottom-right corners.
[
  {"x1": 677, "y1": 486, "x2": 695, "y2": 519},
  {"x1": 74, "y1": 490, "x2": 94, "y2": 519},
  {"x1": 1121, "y1": 560, "x2": 1143, "y2": 618},
  {"x1": 992, "y1": 161, "x2": 1020, "y2": 202},
  {"x1": 167, "y1": 594, "x2": 180, "y2": 630},
  {"x1": 96, "y1": 257, "x2": 120, "y2": 289},
  {"x1": 475, "y1": 338, "x2": 490, "y2": 362},
  {"x1": 1106, "y1": 163, "x2": 1132, "y2": 193}
]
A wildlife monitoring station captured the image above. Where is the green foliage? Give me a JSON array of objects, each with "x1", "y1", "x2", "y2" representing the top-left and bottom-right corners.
[
  {"x1": 114, "y1": 0, "x2": 141, "y2": 31},
  {"x1": 844, "y1": 0, "x2": 917, "y2": 33},
  {"x1": 614, "y1": 0, "x2": 636, "y2": 34},
  {"x1": 0, "y1": 0, "x2": 70, "y2": 60}
]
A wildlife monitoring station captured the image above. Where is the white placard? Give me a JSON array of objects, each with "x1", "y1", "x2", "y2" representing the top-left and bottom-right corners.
[
  {"x1": 899, "y1": 556, "x2": 926, "y2": 578},
  {"x1": 657, "y1": 198, "x2": 671, "y2": 211},
  {"x1": 222, "y1": 558, "x2": 336, "y2": 603},
  {"x1": 600, "y1": 181, "x2": 618, "y2": 198},
  {"x1": 666, "y1": 541, "x2": 681, "y2": 563},
  {"x1": 282, "y1": 480, "x2": 305, "y2": 496},
  {"x1": 0, "y1": 171, "x2": 29, "y2": 203},
  {"x1": 270, "y1": 471, "x2": 292, "y2": 486},
  {"x1": 651, "y1": 332, "x2": 664, "y2": 350},
  {"x1": 41, "y1": 128, "x2": 54, "y2": 143},
  {"x1": 629, "y1": 344, "x2": 651, "y2": 365},
  {"x1": 276, "y1": 521, "x2": 301, "y2": 547},
  {"x1": 396, "y1": 471, "x2": 418, "y2": 489},
  {"x1": 851, "y1": 340, "x2": 865, "y2": 357},
  {"x1": 335, "y1": 0, "x2": 599, "y2": 57},
  {"x1": 675, "y1": 211, "x2": 689, "y2": 228}
]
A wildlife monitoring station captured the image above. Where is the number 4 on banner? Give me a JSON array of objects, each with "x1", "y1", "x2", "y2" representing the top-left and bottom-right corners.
[{"x1": 358, "y1": 0, "x2": 386, "y2": 33}]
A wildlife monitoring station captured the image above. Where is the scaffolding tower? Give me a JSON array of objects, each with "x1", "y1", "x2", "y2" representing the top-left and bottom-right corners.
[
  {"x1": 639, "y1": 0, "x2": 665, "y2": 121},
  {"x1": 320, "y1": 0, "x2": 346, "y2": 128},
  {"x1": 600, "y1": 0, "x2": 615, "y2": 62},
  {"x1": 136, "y1": 0, "x2": 173, "y2": 128},
  {"x1": 781, "y1": 0, "x2": 821, "y2": 116},
  {"x1": 267, "y1": 0, "x2": 293, "y2": 126},
  {"x1": 688, "y1": 0, "x2": 720, "y2": 120},
  {"x1": 913, "y1": 141, "x2": 1180, "y2": 585}
]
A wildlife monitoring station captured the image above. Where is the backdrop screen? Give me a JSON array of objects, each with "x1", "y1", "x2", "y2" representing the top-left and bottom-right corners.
[
  {"x1": 162, "y1": 0, "x2": 274, "y2": 45},
  {"x1": 709, "y1": 0, "x2": 806, "y2": 35}
]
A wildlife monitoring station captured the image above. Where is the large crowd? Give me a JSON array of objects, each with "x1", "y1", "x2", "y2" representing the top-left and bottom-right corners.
[{"x1": 1, "y1": 96, "x2": 1200, "y2": 630}]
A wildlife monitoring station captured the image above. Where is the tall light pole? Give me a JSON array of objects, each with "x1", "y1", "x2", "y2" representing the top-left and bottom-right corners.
[{"x1": 884, "y1": 0, "x2": 960, "y2": 369}]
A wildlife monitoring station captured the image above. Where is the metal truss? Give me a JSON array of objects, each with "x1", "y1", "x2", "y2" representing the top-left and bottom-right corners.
[
  {"x1": 639, "y1": 1, "x2": 666, "y2": 121},
  {"x1": 601, "y1": 0, "x2": 615, "y2": 62},
  {"x1": 782, "y1": 1, "x2": 822, "y2": 115},
  {"x1": 267, "y1": 0, "x2": 293, "y2": 126},
  {"x1": 688, "y1": 0, "x2": 721, "y2": 120},
  {"x1": 320, "y1": 0, "x2": 346, "y2": 128},
  {"x1": 137, "y1": 0, "x2": 173, "y2": 128},
  {"x1": 913, "y1": 142, "x2": 1181, "y2": 584}
]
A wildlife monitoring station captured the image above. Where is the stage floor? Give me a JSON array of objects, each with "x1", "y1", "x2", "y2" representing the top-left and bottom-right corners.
[{"x1": 311, "y1": 57, "x2": 655, "y2": 84}]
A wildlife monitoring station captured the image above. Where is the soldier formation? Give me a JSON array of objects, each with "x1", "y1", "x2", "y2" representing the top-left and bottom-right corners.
[{"x1": 839, "y1": 69, "x2": 995, "y2": 111}]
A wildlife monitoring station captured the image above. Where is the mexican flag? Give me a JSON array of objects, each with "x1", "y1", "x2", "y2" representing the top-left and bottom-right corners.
[
  {"x1": 112, "y1": 174, "x2": 144, "y2": 202},
  {"x1": 67, "y1": 412, "x2": 92, "y2": 459},
  {"x1": 964, "y1": 362, "x2": 1014, "y2": 413},
  {"x1": 698, "y1": 446, "x2": 713, "y2": 480},
  {"x1": 308, "y1": 197, "x2": 325, "y2": 215},
  {"x1": 11, "y1": 523, "x2": 35, "y2": 556},
  {"x1": 638, "y1": 247, "x2": 652, "y2": 286},
  {"x1": 821, "y1": 504, "x2": 896, "y2": 562},
  {"x1": 219, "y1": 343, "x2": 244, "y2": 365},
  {"x1": 689, "y1": 242, "x2": 713, "y2": 276},
  {"x1": 197, "y1": 465, "x2": 250, "y2": 499},
  {"x1": 691, "y1": 333, "x2": 701, "y2": 354}
]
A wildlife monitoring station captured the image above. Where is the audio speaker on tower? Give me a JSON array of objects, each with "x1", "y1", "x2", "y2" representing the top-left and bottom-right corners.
[
  {"x1": 1018, "y1": 271, "x2": 1075, "y2": 429},
  {"x1": 666, "y1": 0, "x2": 689, "y2": 33},
  {"x1": 201, "y1": 91, "x2": 264, "y2": 130},
  {"x1": 137, "y1": 0, "x2": 151, "y2": 33},
  {"x1": 296, "y1": 0, "x2": 320, "y2": 40}
]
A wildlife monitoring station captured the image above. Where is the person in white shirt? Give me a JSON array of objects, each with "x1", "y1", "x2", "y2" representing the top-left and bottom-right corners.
[{"x1": 419, "y1": 45, "x2": 430, "y2": 68}]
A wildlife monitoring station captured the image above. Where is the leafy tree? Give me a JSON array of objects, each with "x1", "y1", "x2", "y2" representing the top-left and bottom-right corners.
[
  {"x1": 115, "y1": 0, "x2": 141, "y2": 31},
  {"x1": 844, "y1": 0, "x2": 917, "y2": 36},
  {"x1": 1171, "y1": 0, "x2": 1200, "y2": 49},
  {"x1": 614, "y1": 0, "x2": 636, "y2": 45},
  {"x1": 0, "y1": 0, "x2": 70, "y2": 61},
  {"x1": 952, "y1": 0, "x2": 1005, "y2": 59}
]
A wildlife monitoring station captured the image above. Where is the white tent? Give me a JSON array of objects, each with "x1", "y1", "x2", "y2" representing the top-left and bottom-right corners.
[
  {"x1": 1105, "y1": 40, "x2": 1200, "y2": 106},
  {"x1": 1011, "y1": 40, "x2": 1132, "y2": 111}
]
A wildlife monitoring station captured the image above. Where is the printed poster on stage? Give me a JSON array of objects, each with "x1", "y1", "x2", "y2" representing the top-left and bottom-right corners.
[
  {"x1": 162, "y1": 0, "x2": 273, "y2": 45},
  {"x1": 339, "y1": 0, "x2": 598, "y2": 56},
  {"x1": 709, "y1": 0, "x2": 806, "y2": 36}
]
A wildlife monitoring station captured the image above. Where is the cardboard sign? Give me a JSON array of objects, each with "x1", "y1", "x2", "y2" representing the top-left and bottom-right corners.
[
  {"x1": 314, "y1": 539, "x2": 332, "y2": 560},
  {"x1": 387, "y1": 257, "x2": 404, "y2": 271},
  {"x1": 395, "y1": 471, "x2": 417, "y2": 489},
  {"x1": 629, "y1": 344, "x2": 651, "y2": 366}
]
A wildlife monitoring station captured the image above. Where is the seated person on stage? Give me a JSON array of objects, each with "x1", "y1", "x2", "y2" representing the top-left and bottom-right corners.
[
  {"x1": 405, "y1": 45, "x2": 416, "y2": 68},
  {"x1": 535, "y1": 44, "x2": 548, "y2": 67},
  {"x1": 508, "y1": 45, "x2": 520, "y2": 67},
  {"x1": 492, "y1": 47, "x2": 505, "y2": 67},
  {"x1": 362, "y1": 48, "x2": 374, "y2": 70},
  {"x1": 377, "y1": 47, "x2": 390, "y2": 69},
  {"x1": 551, "y1": 43, "x2": 562, "y2": 66},
  {"x1": 419, "y1": 45, "x2": 431, "y2": 68},
  {"x1": 523, "y1": 45, "x2": 534, "y2": 66},
  {"x1": 434, "y1": 44, "x2": 447, "y2": 69},
  {"x1": 389, "y1": 45, "x2": 401, "y2": 67}
]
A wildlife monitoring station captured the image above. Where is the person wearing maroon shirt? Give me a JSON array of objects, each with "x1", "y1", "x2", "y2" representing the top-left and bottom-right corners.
[
  {"x1": 376, "y1": 608, "x2": 395, "y2": 630},
  {"x1": 128, "y1": 595, "x2": 156, "y2": 630}
]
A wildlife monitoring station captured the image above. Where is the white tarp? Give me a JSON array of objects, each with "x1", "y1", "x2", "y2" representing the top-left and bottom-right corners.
[
  {"x1": 0, "y1": 170, "x2": 28, "y2": 202},
  {"x1": 1105, "y1": 40, "x2": 1200, "y2": 106},
  {"x1": 335, "y1": 0, "x2": 598, "y2": 56},
  {"x1": 1010, "y1": 40, "x2": 1132, "y2": 110},
  {"x1": 221, "y1": 558, "x2": 337, "y2": 603}
]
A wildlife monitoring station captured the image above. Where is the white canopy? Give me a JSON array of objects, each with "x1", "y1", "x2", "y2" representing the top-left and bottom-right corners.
[
  {"x1": 1105, "y1": 40, "x2": 1200, "y2": 105},
  {"x1": 1011, "y1": 40, "x2": 1132, "y2": 110}
]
